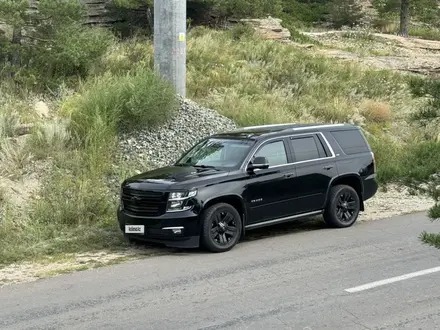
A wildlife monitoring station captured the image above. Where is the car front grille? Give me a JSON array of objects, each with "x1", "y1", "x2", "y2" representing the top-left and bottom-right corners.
[{"x1": 121, "y1": 187, "x2": 168, "y2": 217}]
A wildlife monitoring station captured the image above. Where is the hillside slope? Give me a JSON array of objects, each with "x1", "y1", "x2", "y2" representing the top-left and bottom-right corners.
[{"x1": 1, "y1": 18, "x2": 440, "y2": 285}]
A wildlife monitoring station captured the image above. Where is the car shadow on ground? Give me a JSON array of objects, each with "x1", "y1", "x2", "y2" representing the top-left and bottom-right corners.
[{"x1": 131, "y1": 215, "x2": 330, "y2": 256}]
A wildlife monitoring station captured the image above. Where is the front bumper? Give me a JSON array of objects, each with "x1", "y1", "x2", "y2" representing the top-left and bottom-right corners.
[{"x1": 117, "y1": 206, "x2": 201, "y2": 248}]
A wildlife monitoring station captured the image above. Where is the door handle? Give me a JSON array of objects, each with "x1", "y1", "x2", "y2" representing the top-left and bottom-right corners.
[
  {"x1": 323, "y1": 165, "x2": 334, "y2": 170},
  {"x1": 284, "y1": 173, "x2": 294, "y2": 178}
]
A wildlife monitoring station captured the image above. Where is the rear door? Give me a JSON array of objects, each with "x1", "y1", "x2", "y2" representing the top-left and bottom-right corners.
[
  {"x1": 244, "y1": 138, "x2": 298, "y2": 225},
  {"x1": 287, "y1": 133, "x2": 338, "y2": 214}
]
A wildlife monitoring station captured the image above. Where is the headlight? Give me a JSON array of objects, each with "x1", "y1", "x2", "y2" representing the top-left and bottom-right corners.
[{"x1": 167, "y1": 189, "x2": 197, "y2": 212}]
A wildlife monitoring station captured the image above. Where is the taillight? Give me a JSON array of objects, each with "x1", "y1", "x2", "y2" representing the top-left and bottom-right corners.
[{"x1": 371, "y1": 151, "x2": 376, "y2": 173}]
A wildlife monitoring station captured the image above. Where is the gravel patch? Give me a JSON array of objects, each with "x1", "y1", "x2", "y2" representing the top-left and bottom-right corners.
[
  {"x1": 118, "y1": 97, "x2": 238, "y2": 169},
  {"x1": 360, "y1": 184, "x2": 434, "y2": 222}
]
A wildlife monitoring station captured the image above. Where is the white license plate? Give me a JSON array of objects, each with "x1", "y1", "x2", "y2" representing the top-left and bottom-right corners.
[{"x1": 125, "y1": 225, "x2": 145, "y2": 234}]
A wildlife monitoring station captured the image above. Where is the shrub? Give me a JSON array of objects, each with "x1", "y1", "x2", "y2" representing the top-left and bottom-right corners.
[
  {"x1": 0, "y1": 111, "x2": 20, "y2": 138},
  {"x1": 28, "y1": 119, "x2": 71, "y2": 160},
  {"x1": 213, "y1": 0, "x2": 283, "y2": 18},
  {"x1": 28, "y1": 24, "x2": 116, "y2": 85},
  {"x1": 408, "y1": 77, "x2": 440, "y2": 124},
  {"x1": 407, "y1": 26, "x2": 440, "y2": 41},
  {"x1": 62, "y1": 68, "x2": 179, "y2": 147},
  {"x1": 0, "y1": 169, "x2": 125, "y2": 265},
  {"x1": 30, "y1": 171, "x2": 114, "y2": 227},
  {"x1": 0, "y1": 139, "x2": 33, "y2": 179},
  {"x1": 327, "y1": 0, "x2": 363, "y2": 28},
  {"x1": 0, "y1": 0, "x2": 115, "y2": 90},
  {"x1": 91, "y1": 39, "x2": 154, "y2": 76},
  {"x1": 400, "y1": 141, "x2": 440, "y2": 184},
  {"x1": 229, "y1": 23, "x2": 256, "y2": 41},
  {"x1": 360, "y1": 100, "x2": 393, "y2": 123},
  {"x1": 281, "y1": 0, "x2": 328, "y2": 27}
]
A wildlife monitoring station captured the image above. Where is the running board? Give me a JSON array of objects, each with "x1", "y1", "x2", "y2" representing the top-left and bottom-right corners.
[{"x1": 245, "y1": 210, "x2": 323, "y2": 230}]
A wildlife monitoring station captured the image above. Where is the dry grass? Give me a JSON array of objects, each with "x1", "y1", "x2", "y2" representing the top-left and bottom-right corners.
[
  {"x1": 360, "y1": 100, "x2": 393, "y2": 123},
  {"x1": 0, "y1": 139, "x2": 33, "y2": 179}
]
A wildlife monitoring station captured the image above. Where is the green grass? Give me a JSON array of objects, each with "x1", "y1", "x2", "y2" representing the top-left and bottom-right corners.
[
  {"x1": 407, "y1": 26, "x2": 440, "y2": 41},
  {"x1": 0, "y1": 67, "x2": 177, "y2": 266},
  {"x1": 1, "y1": 26, "x2": 440, "y2": 266}
]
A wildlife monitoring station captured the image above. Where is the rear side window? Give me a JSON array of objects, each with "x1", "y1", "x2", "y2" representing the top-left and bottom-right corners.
[
  {"x1": 330, "y1": 129, "x2": 370, "y2": 155},
  {"x1": 290, "y1": 136, "x2": 323, "y2": 162}
]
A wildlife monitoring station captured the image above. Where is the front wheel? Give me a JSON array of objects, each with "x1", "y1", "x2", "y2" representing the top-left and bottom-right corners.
[
  {"x1": 201, "y1": 203, "x2": 242, "y2": 253},
  {"x1": 324, "y1": 184, "x2": 361, "y2": 228}
]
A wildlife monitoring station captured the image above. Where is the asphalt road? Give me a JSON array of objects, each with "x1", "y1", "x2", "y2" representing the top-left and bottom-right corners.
[{"x1": 1, "y1": 212, "x2": 440, "y2": 330}]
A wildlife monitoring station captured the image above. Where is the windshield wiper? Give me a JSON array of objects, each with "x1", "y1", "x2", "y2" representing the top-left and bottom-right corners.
[
  {"x1": 193, "y1": 165, "x2": 217, "y2": 169},
  {"x1": 174, "y1": 163, "x2": 191, "y2": 167}
]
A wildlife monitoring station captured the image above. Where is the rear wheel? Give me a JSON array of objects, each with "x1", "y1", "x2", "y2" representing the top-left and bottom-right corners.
[
  {"x1": 324, "y1": 184, "x2": 361, "y2": 228},
  {"x1": 201, "y1": 203, "x2": 242, "y2": 253}
]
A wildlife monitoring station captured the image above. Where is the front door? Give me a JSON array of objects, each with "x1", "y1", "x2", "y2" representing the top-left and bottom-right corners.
[{"x1": 244, "y1": 138, "x2": 297, "y2": 225}]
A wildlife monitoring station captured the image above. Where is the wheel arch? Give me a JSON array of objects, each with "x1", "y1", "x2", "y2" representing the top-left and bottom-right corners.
[
  {"x1": 202, "y1": 194, "x2": 247, "y2": 237},
  {"x1": 326, "y1": 174, "x2": 365, "y2": 211}
]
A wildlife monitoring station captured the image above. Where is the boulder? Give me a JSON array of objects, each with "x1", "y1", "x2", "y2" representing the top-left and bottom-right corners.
[
  {"x1": 239, "y1": 16, "x2": 291, "y2": 42},
  {"x1": 34, "y1": 101, "x2": 50, "y2": 118}
]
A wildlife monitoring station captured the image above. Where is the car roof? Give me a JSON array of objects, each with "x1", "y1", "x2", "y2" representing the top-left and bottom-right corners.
[{"x1": 212, "y1": 123, "x2": 357, "y2": 140}]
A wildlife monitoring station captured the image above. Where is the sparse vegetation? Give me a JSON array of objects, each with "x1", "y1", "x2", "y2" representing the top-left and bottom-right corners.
[{"x1": 1, "y1": 0, "x2": 440, "y2": 267}]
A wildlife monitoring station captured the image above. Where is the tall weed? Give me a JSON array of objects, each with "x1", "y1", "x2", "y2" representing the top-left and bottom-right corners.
[{"x1": 61, "y1": 68, "x2": 178, "y2": 146}]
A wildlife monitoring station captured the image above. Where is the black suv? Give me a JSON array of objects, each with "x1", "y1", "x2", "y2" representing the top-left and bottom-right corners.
[{"x1": 118, "y1": 123, "x2": 378, "y2": 252}]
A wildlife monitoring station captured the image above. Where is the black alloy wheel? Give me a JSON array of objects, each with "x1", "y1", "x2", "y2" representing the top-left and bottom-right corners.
[
  {"x1": 324, "y1": 184, "x2": 360, "y2": 228},
  {"x1": 201, "y1": 203, "x2": 242, "y2": 252},
  {"x1": 336, "y1": 191, "x2": 358, "y2": 223}
]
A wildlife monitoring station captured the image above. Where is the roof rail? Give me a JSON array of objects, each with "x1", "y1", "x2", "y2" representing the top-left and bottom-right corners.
[
  {"x1": 292, "y1": 124, "x2": 345, "y2": 131},
  {"x1": 239, "y1": 123, "x2": 297, "y2": 130}
]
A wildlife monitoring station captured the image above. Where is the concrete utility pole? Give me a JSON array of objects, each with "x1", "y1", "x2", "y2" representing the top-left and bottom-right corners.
[{"x1": 154, "y1": 0, "x2": 187, "y2": 98}]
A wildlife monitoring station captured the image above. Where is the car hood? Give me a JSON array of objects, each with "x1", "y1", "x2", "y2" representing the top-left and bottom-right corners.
[{"x1": 122, "y1": 165, "x2": 229, "y2": 190}]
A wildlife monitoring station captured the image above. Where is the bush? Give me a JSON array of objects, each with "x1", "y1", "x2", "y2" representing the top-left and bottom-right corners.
[
  {"x1": 360, "y1": 100, "x2": 393, "y2": 123},
  {"x1": 91, "y1": 39, "x2": 154, "y2": 76},
  {"x1": 327, "y1": 0, "x2": 363, "y2": 28},
  {"x1": 0, "y1": 169, "x2": 125, "y2": 265},
  {"x1": 281, "y1": 0, "x2": 328, "y2": 27},
  {"x1": 62, "y1": 68, "x2": 179, "y2": 147},
  {"x1": 30, "y1": 171, "x2": 114, "y2": 227},
  {"x1": 212, "y1": 0, "x2": 283, "y2": 18},
  {"x1": 407, "y1": 26, "x2": 440, "y2": 41},
  {"x1": 0, "y1": 0, "x2": 115, "y2": 91},
  {"x1": 28, "y1": 119, "x2": 72, "y2": 160},
  {"x1": 408, "y1": 77, "x2": 440, "y2": 123}
]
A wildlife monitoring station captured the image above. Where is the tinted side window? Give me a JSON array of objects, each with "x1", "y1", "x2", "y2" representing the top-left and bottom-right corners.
[
  {"x1": 290, "y1": 136, "x2": 321, "y2": 162},
  {"x1": 331, "y1": 129, "x2": 369, "y2": 155},
  {"x1": 254, "y1": 141, "x2": 288, "y2": 166}
]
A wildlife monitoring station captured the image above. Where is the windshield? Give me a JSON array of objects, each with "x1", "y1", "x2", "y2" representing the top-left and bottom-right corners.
[{"x1": 175, "y1": 138, "x2": 255, "y2": 170}]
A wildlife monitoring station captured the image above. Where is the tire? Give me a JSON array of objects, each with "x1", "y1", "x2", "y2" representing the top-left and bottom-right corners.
[
  {"x1": 323, "y1": 184, "x2": 361, "y2": 228},
  {"x1": 200, "y1": 203, "x2": 242, "y2": 253}
]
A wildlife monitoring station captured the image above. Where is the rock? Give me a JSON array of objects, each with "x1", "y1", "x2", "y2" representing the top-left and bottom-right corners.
[
  {"x1": 34, "y1": 101, "x2": 49, "y2": 118},
  {"x1": 14, "y1": 123, "x2": 34, "y2": 136},
  {"x1": 238, "y1": 16, "x2": 291, "y2": 42},
  {"x1": 118, "y1": 97, "x2": 237, "y2": 169}
]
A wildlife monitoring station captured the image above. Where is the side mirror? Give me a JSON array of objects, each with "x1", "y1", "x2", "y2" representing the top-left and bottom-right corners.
[{"x1": 247, "y1": 156, "x2": 269, "y2": 172}]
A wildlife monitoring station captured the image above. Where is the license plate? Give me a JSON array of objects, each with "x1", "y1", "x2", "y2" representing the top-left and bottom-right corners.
[{"x1": 125, "y1": 225, "x2": 145, "y2": 234}]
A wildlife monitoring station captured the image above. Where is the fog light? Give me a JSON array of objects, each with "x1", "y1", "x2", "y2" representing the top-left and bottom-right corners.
[{"x1": 162, "y1": 226, "x2": 184, "y2": 235}]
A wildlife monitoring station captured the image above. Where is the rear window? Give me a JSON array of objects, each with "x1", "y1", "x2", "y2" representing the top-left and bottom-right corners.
[
  {"x1": 330, "y1": 129, "x2": 370, "y2": 155},
  {"x1": 290, "y1": 136, "x2": 323, "y2": 162}
]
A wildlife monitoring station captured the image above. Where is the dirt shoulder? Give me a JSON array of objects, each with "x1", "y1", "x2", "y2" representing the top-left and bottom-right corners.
[{"x1": 0, "y1": 184, "x2": 433, "y2": 287}]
